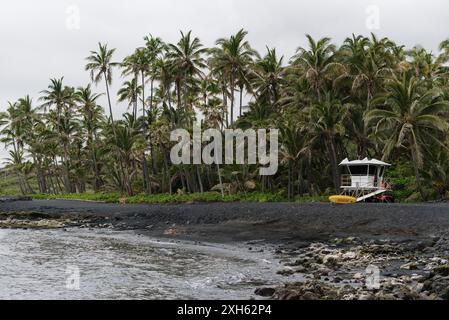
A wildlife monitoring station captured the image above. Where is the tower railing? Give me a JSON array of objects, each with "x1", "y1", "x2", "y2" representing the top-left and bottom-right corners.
[{"x1": 340, "y1": 174, "x2": 386, "y2": 189}]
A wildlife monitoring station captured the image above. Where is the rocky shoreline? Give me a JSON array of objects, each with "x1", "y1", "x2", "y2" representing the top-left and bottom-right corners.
[
  {"x1": 255, "y1": 236, "x2": 449, "y2": 300},
  {"x1": 0, "y1": 210, "x2": 109, "y2": 230},
  {"x1": 2, "y1": 199, "x2": 449, "y2": 300}
]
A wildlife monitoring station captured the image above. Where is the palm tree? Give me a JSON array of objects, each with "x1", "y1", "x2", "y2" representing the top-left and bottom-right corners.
[
  {"x1": 166, "y1": 31, "x2": 207, "y2": 111},
  {"x1": 39, "y1": 78, "x2": 74, "y2": 193},
  {"x1": 58, "y1": 87, "x2": 79, "y2": 193},
  {"x1": 0, "y1": 103, "x2": 26, "y2": 194},
  {"x1": 251, "y1": 47, "x2": 284, "y2": 108},
  {"x1": 5, "y1": 150, "x2": 34, "y2": 195},
  {"x1": 134, "y1": 46, "x2": 158, "y2": 194},
  {"x1": 406, "y1": 46, "x2": 439, "y2": 81},
  {"x1": 85, "y1": 43, "x2": 119, "y2": 134},
  {"x1": 340, "y1": 34, "x2": 393, "y2": 107},
  {"x1": 438, "y1": 38, "x2": 449, "y2": 66},
  {"x1": 39, "y1": 78, "x2": 70, "y2": 129},
  {"x1": 117, "y1": 78, "x2": 142, "y2": 119},
  {"x1": 344, "y1": 103, "x2": 375, "y2": 158},
  {"x1": 134, "y1": 48, "x2": 151, "y2": 117},
  {"x1": 75, "y1": 85, "x2": 105, "y2": 191},
  {"x1": 209, "y1": 29, "x2": 257, "y2": 124},
  {"x1": 366, "y1": 74, "x2": 449, "y2": 200},
  {"x1": 16, "y1": 96, "x2": 48, "y2": 193},
  {"x1": 109, "y1": 124, "x2": 138, "y2": 196},
  {"x1": 122, "y1": 46, "x2": 159, "y2": 195},
  {"x1": 279, "y1": 121, "x2": 308, "y2": 200},
  {"x1": 121, "y1": 53, "x2": 141, "y2": 119},
  {"x1": 0, "y1": 102, "x2": 22, "y2": 155},
  {"x1": 293, "y1": 35, "x2": 345, "y2": 101},
  {"x1": 302, "y1": 93, "x2": 349, "y2": 192},
  {"x1": 4, "y1": 32, "x2": 449, "y2": 201},
  {"x1": 144, "y1": 35, "x2": 165, "y2": 111}
]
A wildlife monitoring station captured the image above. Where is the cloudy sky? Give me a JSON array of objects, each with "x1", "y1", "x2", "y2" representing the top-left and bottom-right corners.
[{"x1": 0, "y1": 0, "x2": 448, "y2": 157}]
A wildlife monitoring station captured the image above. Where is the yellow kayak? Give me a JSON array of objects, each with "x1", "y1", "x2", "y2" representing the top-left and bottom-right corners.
[{"x1": 329, "y1": 195, "x2": 357, "y2": 204}]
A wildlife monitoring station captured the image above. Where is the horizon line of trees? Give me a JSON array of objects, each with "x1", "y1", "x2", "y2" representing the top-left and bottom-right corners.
[{"x1": 2, "y1": 30, "x2": 449, "y2": 201}]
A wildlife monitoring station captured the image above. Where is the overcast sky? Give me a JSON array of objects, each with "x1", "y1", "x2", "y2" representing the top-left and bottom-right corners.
[{"x1": 0, "y1": 0, "x2": 448, "y2": 158}]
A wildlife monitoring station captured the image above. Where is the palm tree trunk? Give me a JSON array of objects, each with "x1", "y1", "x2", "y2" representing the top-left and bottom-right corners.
[
  {"x1": 205, "y1": 165, "x2": 213, "y2": 189},
  {"x1": 230, "y1": 75, "x2": 235, "y2": 125},
  {"x1": 32, "y1": 154, "x2": 46, "y2": 193},
  {"x1": 53, "y1": 157, "x2": 63, "y2": 193},
  {"x1": 62, "y1": 143, "x2": 72, "y2": 193},
  {"x1": 408, "y1": 136, "x2": 427, "y2": 200},
  {"x1": 141, "y1": 71, "x2": 146, "y2": 118},
  {"x1": 196, "y1": 165, "x2": 204, "y2": 193},
  {"x1": 48, "y1": 174, "x2": 57, "y2": 195},
  {"x1": 122, "y1": 160, "x2": 133, "y2": 196},
  {"x1": 133, "y1": 96, "x2": 137, "y2": 121},
  {"x1": 160, "y1": 144, "x2": 171, "y2": 194},
  {"x1": 132, "y1": 74, "x2": 138, "y2": 120},
  {"x1": 141, "y1": 71, "x2": 151, "y2": 194},
  {"x1": 306, "y1": 161, "x2": 313, "y2": 195},
  {"x1": 316, "y1": 85, "x2": 321, "y2": 102},
  {"x1": 151, "y1": 146, "x2": 158, "y2": 174},
  {"x1": 16, "y1": 172, "x2": 25, "y2": 195},
  {"x1": 150, "y1": 78, "x2": 154, "y2": 111},
  {"x1": 180, "y1": 169, "x2": 186, "y2": 191},
  {"x1": 26, "y1": 176, "x2": 34, "y2": 194},
  {"x1": 327, "y1": 138, "x2": 340, "y2": 193},
  {"x1": 217, "y1": 163, "x2": 224, "y2": 198},
  {"x1": 176, "y1": 79, "x2": 182, "y2": 110},
  {"x1": 183, "y1": 71, "x2": 189, "y2": 114},
  {"x1": 183, "y1": 167, "x2": 193, "y2": 193},
  {"x1": 91, "y1": 146, "x2": 101, "y2": 192},
  {"x1": 103, "y1": 71, "x2": 116, "y2": 137},
  {"x1": 222, "y1": 90, "x2": 228, "y2": 128},
  {"x1": 92, "y1": 156, "x2": 101, "y2": 192},
  {"x1": 142, "y1": 155, "x2": 151, "y2": 194},
  {"x1": 167, "y1": 87, "x2": 173, "y2": 109},
  {"x1": 239, "y1": 84, "x2": 243, "y2": 117},
  {"x1": 105, "y1": 86, "x2": 127, "y2": 196},
  {"x1": 288, "y1": 160, "x2": 292, "y2": 201},
  {"x1": 298, "y1": 165, "x2": 304, "y2": 197}
]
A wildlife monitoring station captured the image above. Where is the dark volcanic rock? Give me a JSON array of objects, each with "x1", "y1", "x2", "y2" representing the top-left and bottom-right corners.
[
  {"x1": 254, "y1": 287, "x2": 275, "y2": 297},
  {"x1": 273, "y1": 281, "x2": 345, "y2": 300}
]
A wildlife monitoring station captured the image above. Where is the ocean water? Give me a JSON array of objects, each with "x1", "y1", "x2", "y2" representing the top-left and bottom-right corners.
[{"x1": 0, "y1": 228, "x2": 299, "y2": 300}]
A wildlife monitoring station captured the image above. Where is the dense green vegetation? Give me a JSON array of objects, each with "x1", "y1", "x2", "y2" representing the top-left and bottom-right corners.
[{"x1": 2, "y1": 31, "x2": 449, "y2": 202}]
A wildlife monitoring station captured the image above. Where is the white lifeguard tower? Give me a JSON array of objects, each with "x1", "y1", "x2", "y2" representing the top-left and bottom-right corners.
[{"x1": 338, "y1": 158, "x2": 391, "y2": 202}]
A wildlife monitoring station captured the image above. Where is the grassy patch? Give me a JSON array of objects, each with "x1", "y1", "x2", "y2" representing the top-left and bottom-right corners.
[
  {"x1": 0, "y1": 168, "x2": 39, "y2": 196},
  {"x1": 31, "y1": 191, "x2": 290, "y2": 204}
]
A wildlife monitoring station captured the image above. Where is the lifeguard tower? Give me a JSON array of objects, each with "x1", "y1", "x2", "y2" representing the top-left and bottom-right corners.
[{"x1": 329, "y1": 158, "x2": 391, "y2": 204}]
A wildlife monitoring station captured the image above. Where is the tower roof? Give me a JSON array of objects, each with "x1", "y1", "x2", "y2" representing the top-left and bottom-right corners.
[{"x1": 339, "y1": 158, "x2": 391, "y2": 167}]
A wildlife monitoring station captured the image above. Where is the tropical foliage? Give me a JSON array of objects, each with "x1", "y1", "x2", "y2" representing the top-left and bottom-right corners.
[{"x1": 2, "y1": 31, "x2": 449, "y2": 201}]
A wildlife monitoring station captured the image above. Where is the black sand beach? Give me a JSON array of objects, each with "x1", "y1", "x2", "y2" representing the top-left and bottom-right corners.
[
  {"x1": 1, "y1": 199, "x2": 449, "y2": 242},
  {"x1": 2, "y1": 199, "x2": 449, "y2": 299}
]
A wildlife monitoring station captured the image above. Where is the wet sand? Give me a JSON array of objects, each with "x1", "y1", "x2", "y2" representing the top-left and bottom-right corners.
[{"x1": 1, "y1": 199, "x2": 449, "y2": 243}]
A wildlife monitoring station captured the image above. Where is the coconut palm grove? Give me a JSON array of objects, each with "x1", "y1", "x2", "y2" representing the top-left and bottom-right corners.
[{"x1": 2, "y1": 30, "x2": 449, "y2": 202}]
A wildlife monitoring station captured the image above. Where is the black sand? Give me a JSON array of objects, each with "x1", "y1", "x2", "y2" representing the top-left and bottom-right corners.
[
  {"x1": 1, "y1": 199, "x2": 449, "y2": 243},
  {"x1": 4, "y1": 199, "x2": 449, "y2": 299}
]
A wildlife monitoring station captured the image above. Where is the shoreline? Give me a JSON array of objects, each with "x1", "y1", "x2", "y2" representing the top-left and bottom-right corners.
[
  {"x1": 2, "y1": 199, "x2": 449, "y2": 299},
  {"x1": 1, "y1": 199, "x2": 449, "y2": 243}
]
